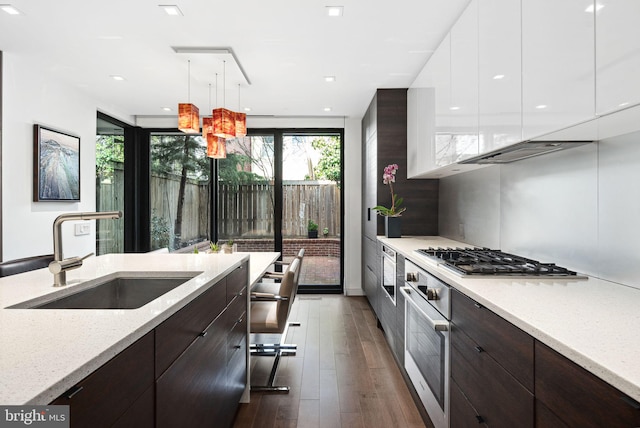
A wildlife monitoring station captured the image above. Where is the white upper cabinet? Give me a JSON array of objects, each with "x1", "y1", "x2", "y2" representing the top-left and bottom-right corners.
[
  {"x1": 522, "y1": 0, "x2": 595, "y2": 140},
  {"x1": 407, "y1": 87, "x2": 436, "y2": 177},
  {"x1": 444, "y1": 0, "x2": 479, "y2": 164},
  {"x1": 595, "y1": 0, "x2": 640, "y2": 115},
  {"x1": 478, "y1": 0, "x2": 522, "y2": 153}
]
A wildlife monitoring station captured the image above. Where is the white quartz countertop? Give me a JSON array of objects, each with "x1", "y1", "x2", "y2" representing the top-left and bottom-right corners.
[
  {"x1": 0, "y1": 251, "x2": 279, "y2": 405},
  {"x1": 378, "y1": 236, "x2": 640, "y2": 402}
]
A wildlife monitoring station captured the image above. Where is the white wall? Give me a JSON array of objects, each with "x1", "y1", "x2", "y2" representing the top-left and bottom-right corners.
[
  {"x1": 2, "y1": 52, "x2": 116, "y2": 261},
  {"x1": 439, "y1": 120, "x2": 640, "y2": 290}
]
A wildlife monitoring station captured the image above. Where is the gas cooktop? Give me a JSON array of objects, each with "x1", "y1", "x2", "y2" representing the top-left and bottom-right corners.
[{"x1": 415, "y1": 247, "x2": 579, "y2": 277}]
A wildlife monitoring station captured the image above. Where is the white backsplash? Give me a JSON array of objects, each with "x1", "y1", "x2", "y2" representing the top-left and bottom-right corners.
[{"x1": 439, "y1": 129, "x2": 640, "y2": 289}]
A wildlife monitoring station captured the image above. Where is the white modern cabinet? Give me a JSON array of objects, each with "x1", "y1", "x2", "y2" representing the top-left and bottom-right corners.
[
  {"x1": 478, "y1": 0, "x2": 522, "y2": 152},
  {"x1": 595, "y1": 0, "x2": 640, "y2": 115},
  {"x1": 407, "y1": 0, "x2": 480, "y2": 178},
  {"x1": 446, "y1": 0, "x2": 479, "y2": 164},
  {"x1": 407, "y1": 87, "x2": 436, "y2": 177},
  {"x1": 521, "y1": 0, "x2": 595, "y2": 140}
]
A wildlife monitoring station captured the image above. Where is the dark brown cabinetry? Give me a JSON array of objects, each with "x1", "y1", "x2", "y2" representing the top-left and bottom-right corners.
[
  {"x1": 52, "y1": 331, "x2": 155, "y2": 428},
  {"x1": 535, "y1": 341, "x2": 640, "y2": 428},
  {"x1": 157, "y1": 261, "x2": 248, "y2": 428},
  {"x1": 451, "y1": 289, "x2": 534, "y2": 428},
  {"x1": 52, "y1": 262, "x2": 249, "y2": 428},
  {"x1": 361, "y1": 88, "x2": 439, "y2": 315}
]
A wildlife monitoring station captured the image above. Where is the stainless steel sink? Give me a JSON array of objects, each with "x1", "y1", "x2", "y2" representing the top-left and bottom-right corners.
[{"x1": 9, "y1": 272, "x2": 202, "y2": 309}]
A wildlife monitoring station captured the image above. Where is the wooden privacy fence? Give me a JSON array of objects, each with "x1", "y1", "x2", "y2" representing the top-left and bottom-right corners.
[
  {"x1": 98, "y1": 170, "x2": 340, "y2": 250},
  {"x1": 219, "y1": 180, "x2": 340, "y2": 239}
]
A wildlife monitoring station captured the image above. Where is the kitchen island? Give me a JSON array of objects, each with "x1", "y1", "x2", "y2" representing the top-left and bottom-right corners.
[
  {"x1": 378, "y1": 236, "x2": 640, "y2": 404},
  {"x1": 0, "y1": 251, "x2": 279, "y2": 406}
]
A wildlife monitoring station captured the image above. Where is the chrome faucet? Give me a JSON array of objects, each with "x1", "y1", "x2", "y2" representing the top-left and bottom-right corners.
[{"x1": 49, "y1": 211, "x2": 122, "y2": 287}]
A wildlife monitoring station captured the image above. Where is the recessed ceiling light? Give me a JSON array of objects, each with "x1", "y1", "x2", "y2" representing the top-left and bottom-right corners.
[
  {"x1": 244, "y1": 107, "x2": 252, "y2": 112},
  {"x1": 324, "y1": 76, "x2": 336, "y2": 82},
  {"x1": 450, "y1": 106, "x2": 460, "y2": 111},
  {"x1": 161, "y1": 107, "x2": 172, "y2": 112},
  {"x1": 585, "y1": 4, "x2": 604, "y2": 13},
  {"x1": 0, "y1": 4, "x2": 22, "y2": 15},
  {"x1": 325, "y1": 6, "x2": 343, "y2": 17},
  {"x1": 618, "y1": 101, "x2": 630, "y2": 107},
  {"x1": 159, "y1": 4, "x2": 183, "y2": 16},
  {"x1": 324, "y1": 107, "x2": 332, "y2": 112},
  {"x1": 536, "y1": 104, "x2": 547, "y2": 109},
  {"x1": 493, "y1": 74, "x2": 505, "y2": 80},
  {"x1": 110, "y1": 75, "x2": 126, "y2": 81}
]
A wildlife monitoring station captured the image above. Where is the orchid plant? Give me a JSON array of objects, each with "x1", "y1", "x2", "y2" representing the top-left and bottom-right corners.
[{"x1": 373, "y1": 164, "x2": 406, "y2": 217}]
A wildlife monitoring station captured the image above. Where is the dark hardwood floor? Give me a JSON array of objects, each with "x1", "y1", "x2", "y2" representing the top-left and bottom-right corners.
[{"x1": 233, "y1": 295, "x2": 431, "y2": 428}]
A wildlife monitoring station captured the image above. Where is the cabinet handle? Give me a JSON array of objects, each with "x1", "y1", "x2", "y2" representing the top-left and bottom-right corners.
[
  {"x1": 198, "y1": 331, "x2": 208, "y2": 337},
  {"x1": 234, "y1": 345, "x2": 242, "y2": 349},
  {"x1": 474, "y1": 346, "x2": 484, "y2": 353},
  {"x1": 620, "y1": 394, "x2": 640, "y2": 410},
  {"x1": 474, "y1": 302, "x2": 483, "y2": 309},
  {"x1": 475, "y1": 415, "x2": 485, "y2": 424},
  {"x1": 367, "y1": 208, "x2": 371, "y2": 221},
  {"x1": 65, "y1": 385, "x2": 84, "y2": 399}
]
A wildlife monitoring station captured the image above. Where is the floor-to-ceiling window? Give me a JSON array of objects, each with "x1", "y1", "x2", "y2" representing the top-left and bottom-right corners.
[
  {"x1": 95, "y1": 114, "x2": 125, "y2": 255},
  {"x1": 149, "y1": 132, "x2": 210, "y2": 251}
]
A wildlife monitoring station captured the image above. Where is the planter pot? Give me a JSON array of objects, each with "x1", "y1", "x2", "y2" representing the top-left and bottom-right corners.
[
  {"x1": 308, "y1": 230, "x2": 318, "y2": 239},
  {"x1": 385, "y1": 216, "x2": 402, "y2": 238}
]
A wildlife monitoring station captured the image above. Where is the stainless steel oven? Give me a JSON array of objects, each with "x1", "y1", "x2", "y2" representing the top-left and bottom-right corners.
[
  {"x1": 381, "y1": 245, "x2": 396, "y2": 305},
  {"x1": 401, "y1": 259, "x2": 451, "y2": 428}
]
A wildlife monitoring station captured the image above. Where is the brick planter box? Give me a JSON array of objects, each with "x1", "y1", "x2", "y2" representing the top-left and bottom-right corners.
[{"x1": 234, "y1": 238, "x2": 340, "y2": 258}]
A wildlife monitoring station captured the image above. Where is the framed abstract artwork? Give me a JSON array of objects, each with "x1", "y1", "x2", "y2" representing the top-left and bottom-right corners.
[{"x1": 33, "y1": 124, "x2": 80, "y2": 202}]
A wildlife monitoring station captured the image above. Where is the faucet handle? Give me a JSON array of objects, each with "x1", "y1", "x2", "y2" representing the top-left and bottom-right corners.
[{"x1": 49, "y1": 252, "x2": 95, "y2": 275}]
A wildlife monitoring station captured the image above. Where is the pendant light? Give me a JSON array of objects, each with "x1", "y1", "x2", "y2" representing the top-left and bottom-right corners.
[
  {"x1": 208, "y1": 73, "x2": 227, "y2": 158},
  {"x1": 212, "y1": 60, "x2": 236, "y2": 139},
  {"x1": 178, "y1": 60, "x2": 200, "y2": 134},
  {"x1": 235, "y1": 83, "x2": 247, "y2": 137}
]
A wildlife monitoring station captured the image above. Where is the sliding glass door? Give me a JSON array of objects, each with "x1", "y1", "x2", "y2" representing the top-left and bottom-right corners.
[
  {"x1": 282, "y1": 133, "x2": 342, "y2": 290},
  {"x1": 216, "y1": 129, "x2": 343, "y2": 293}
]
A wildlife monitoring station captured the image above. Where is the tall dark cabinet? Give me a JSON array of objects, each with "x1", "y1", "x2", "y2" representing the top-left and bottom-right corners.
[{"x1": 361, "y1": 89, "x2": 439, "y2": 311}]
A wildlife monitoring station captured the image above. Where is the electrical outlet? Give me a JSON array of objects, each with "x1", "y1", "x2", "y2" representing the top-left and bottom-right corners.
[
  {"x1": 458, "y1": 223, "x2": 465, "y2": 239},
  {"x1": 74, "y1": 223, "x2": 90, "y2": 236}
]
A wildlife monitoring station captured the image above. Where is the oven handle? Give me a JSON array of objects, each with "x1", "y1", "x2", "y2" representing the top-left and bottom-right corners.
[{"x1": 400, "y1": 286, "x2": 449, "y2": 332}]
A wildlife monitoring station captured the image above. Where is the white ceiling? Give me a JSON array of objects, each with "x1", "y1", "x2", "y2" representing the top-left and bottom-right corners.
[{"x1": 0, "y1": 0, "x2": 470, "y2": 121}]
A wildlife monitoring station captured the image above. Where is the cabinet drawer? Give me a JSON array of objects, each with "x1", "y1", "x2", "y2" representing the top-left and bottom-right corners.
[
  {"x1": 226, "y1": 262, "x2": 248, "y2": 305},
  {"x1": 451, "y1": 325, "x2": 534, "y2": 428},
  {"x1": 535, "y1": 341, "x2": 640, "y2": 427},
  {"x1": 112, "y1": 385, "x2": 154, "y2": 428},
  {"x1": 535, "y1": 399, "x2": 568, "y2": 428},
  {"x1": 450, "y1": 379, "x2": 488, "y2": 428},
  {"x1": 156, "y1": 317, "x2": 227, "y2": 428},
  {"x1": 52, "y1": 332, "x2": 154, "y2": 428},
  {"x1": 227, "y1": 295, "x2": 247, "y2": 352},
  {"x1": 378, "y1": 289, "x2": 396, "y2": 350},
  {"x1": 155, "y1": 277, "x2": 226, "y2": 376},
  {"x1": 451, "y1": 289, "x2": 533, "y2": 390}
]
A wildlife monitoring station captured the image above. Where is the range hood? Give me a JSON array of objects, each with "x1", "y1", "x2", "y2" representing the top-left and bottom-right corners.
[{"x1": 459, "y1": 140, "x2": 593, "y2": 164}]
